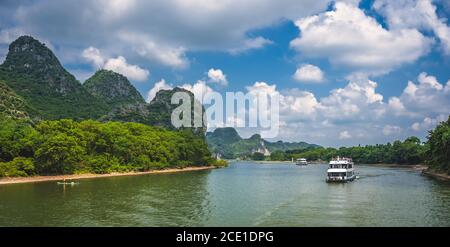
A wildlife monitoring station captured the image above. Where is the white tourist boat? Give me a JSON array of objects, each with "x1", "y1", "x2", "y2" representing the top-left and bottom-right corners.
[
  {"x1": 326, "y1": 157, "x2": 356, "y2": 182},
  {"x1": 296, "y1": 158, "x2": 308, "y2": 166}
]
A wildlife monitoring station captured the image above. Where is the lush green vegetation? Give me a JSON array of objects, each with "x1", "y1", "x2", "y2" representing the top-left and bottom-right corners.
[
  {"x1": 0, "y1": 36, "x2": 109, "y2": 120},
  {"x1": 268, "y1": 136, "x2": 427, "y2": 165},
  {"x1": 251, "y1": 152, "x2": 266, "y2": 161},
  {"x1": 0, "y1": 118, "x2": 224, "y2": 177},
  {"x1": 0, "y1": 81, "x2": 36, "y2": 121},
  {"x1": 425, "y1": 116, "x2": 450, "y2": 174},
  {"x1": 84, "y1": 69, "x2": 146, "y2": 107}
]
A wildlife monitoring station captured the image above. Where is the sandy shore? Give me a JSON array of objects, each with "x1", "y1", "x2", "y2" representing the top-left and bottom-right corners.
[{"x1": 0, "y1": 166, "x2": 217, "y2": 185}]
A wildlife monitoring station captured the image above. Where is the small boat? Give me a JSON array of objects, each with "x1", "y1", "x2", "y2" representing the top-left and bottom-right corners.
[
  {"x1": 326, "y1": 156, "x2": 356, "y2": 183},
  {"x1": 57, "y1": 181, "x2": 79, "y2": 185},
  {"x1": 296, "y1": 158, "x2": 308, "y2": 166}
]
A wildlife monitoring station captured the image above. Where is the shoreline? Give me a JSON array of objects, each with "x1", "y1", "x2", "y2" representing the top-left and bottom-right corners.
[
  {"x1": 0, "y1": 166, "x2": 218, "y2": 185},
  {"x1": 422, "y1": 169, "x2": 450, "y2": 181}
]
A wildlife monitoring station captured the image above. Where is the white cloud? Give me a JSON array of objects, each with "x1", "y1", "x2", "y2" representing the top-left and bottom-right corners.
[
  {"x1": 290, "y1": 2, "x2": 432, "y2": 76},
  {"x1": 339, "y1": 130, "x2": 352, "y2": 139},
  {"x1": 207, "y1": 68, "x2": 228, "y2": 86},
  {"x1": 117, "y1": 31, "x2": 188, "y2": 68},
  {"x1": 250, "y1": 72, "x2": 449, "y2": 146},
  {"x1": 293, "y1": 64, "x2": 324, "y2": 83},
  {"x1": 181, "y1": 80, "x2": 215, "y2": 103},
  {"x1": 104, "y1": 56, "x2": 149, "y2": 82},
  {"x1": 228, "y1": 36, "x2": 273, "y2": 54},
  {"x1": 382, "y1": 125, "x2": 402, "y2": 136},
  {"x1": 411, "y1": 114, "x2": 448, "y2": 131},
  {"x1": 4, "y1": 0, "x2": 329, "y2": 68},
  {"x1": 82, "y1": 46, "x2": 150, "y2": 82},
  {"x1": 146, "y1": 79, "x2": 173, "y2": 102},
  {"x1": 82, "y1": 47, "x2": 104, "y2": 68},
  {"x1": 146, "y1": 79, "x2": 215, "y2": 103},
  {"x1": 373, "y1": 0, "x2": 450, "y2": 54},
  {"x1": 393, "y1": 72, "x2": 450, "y2": 116}
]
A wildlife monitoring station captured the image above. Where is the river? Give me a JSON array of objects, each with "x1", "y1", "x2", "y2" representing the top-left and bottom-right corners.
[{"x1": 0, "y1": 161, "x2": 449, "y2": 226}]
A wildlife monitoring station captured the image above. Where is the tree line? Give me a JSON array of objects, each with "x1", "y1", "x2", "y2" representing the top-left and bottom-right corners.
[
  {"x1": 0, "y1": 117, "x2": 226, "y2": 177},
  {"x1": 262, "y1": 116, "x2": 449, "y2": 174}
]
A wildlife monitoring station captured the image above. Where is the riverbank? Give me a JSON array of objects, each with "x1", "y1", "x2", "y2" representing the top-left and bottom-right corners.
[
  {"x1": 422, "y1": 169, "x2": 450, "y2": 181},
  {"x1": 0, "y1": 166, "x2": 218, "y2": 185}
]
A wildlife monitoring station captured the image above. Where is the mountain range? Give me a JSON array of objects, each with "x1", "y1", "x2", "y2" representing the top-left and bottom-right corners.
[
  {"x1": 0, "y1": 35, "x2": 316, "y2": 156},
  {"x1": 206, "y1": 127, "x2": 320, "y2": 159},
  {"x1": 0, "y1": 35, "x2": 204, "y2": 134}
]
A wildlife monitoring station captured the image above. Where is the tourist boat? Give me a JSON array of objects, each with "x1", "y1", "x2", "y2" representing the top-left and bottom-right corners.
[
  {"x1": 326, "y1": 157, "x2": 356, "y2": 182},
  {"x1": 296, "y1": 158, "x2": 308, "y2": 166}
]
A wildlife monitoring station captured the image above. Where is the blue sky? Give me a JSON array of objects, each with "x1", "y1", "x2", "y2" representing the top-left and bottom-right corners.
[{"x1": 1, "y1": 0, "x2": 449, "y2": 147}]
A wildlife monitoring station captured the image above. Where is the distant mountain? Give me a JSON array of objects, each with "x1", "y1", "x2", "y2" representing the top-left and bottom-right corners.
[
  {"x1": 147, "y1": 87, "x2": 206, "y2": 135},
  {"x1": 0, "y1": 36, "x2": 109, "y2": 119},
  {"x1": 206, "y1": 127, "x2": 320, "y2": 159}
]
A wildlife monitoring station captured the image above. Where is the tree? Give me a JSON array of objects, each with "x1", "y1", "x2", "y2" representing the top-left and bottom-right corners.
[
  {"x1": 425, "y1": 116, "x2": 450, "y2": 174},
  {"x1": 251, "y1": 152, "x2": 265, "y2": 161}
]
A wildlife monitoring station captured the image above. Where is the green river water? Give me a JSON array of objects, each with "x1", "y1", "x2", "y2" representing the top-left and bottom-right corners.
[{"x1": 0, "y1": 161, "x2": 449, "y2": 226}]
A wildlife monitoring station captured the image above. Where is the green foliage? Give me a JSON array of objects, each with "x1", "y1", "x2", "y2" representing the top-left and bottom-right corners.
[
  {"x1": 211, "y1": 159, "x2": 228, "y2": 167},
  {"x1": 425, "y1": 116, "x2": 450, "y2": 174},
  {"x1": 270, "y1": 150, "x2": 286, "y2": 161},
  {"x1": 84, "y1": 69, "x2": 145, "y2": 107},
  {"x1": 276, "y1": 136, "x2": 428, "y2": 165},
  {"x1": 0, "y1": 81, "x2": 36, "y2": 121},
  {"x1": 0, "y1": 157, "x2": 35, "y2": 177},
  {"x1": 0, "y1": 36, "x2": 109, "y2": 120},
  {"x1": 251, "y1": 152, "x2": 266, "y2": 161},
  {"x1": 0, "y1": 118, "x2": 213, "y2": 177}
]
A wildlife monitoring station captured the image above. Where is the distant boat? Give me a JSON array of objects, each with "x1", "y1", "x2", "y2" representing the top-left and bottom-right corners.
[
  {"x1": 326, "y1": 156, "x2": 355, "y2": 183},
  {"x1": 57, "y1": 181, "x2": 79, "y2": 185},
  {"x1": 295, "y1": 158, "x2": 308, "y2": 166}
]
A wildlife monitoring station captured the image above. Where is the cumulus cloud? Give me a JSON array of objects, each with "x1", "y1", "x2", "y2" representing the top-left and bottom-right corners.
[
  {"x1": 373, "y1": 0, "x2": 450, "y2": 54},
  {"x1": 228, "y1": 36, "x2": 273, "y2": 54},
  {"x1": 411, "y1": 114, "x2": 448, "y2": 131},
  {"x1": 290, "y1": 2, "x2": 432, "y2": 76},
  {"x1": 207, "y1": 68, "x2": 228, "y2": 86},
  {"x1": 181, "y1": 80, "x2": 215, "y2": 102},
  {"x1": 293, "y1": 64, "x2": 324, "y2": 83},
  {"x1": 383, "y1": 125, "x2": 402, "y2": 136},
  {"x1": 390, "y1": 72, "x2": 450, "y2": 117},
  {"x1": 82, "y1": 46, "x2": 149, "y2": 81},
  {"x1": 244, "y1": 72, "x2": 449, "y2": 146},
  {"x1": 146, "y1": 79, "x2": 215, "y2": 103},
  {"x1": 2, "y1": 0, "x2": 329, "y2": 68},
  {"x1": 339, "y1": 131, "x2": 352, "y2": 139}
]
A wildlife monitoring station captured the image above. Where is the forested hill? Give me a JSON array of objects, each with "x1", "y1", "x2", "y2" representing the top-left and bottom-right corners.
[
  {"x1": 206, "y1": 127, "x2": 320, "y2": 159},
  {"x1": 0, "y1": 36, "x2": 217, "y2": 177},
  {"x1": 0, "y1": 35, "x2": 205, "y2": 131},
  {"x1": 0, "y1": 36, "x2": 109, "y2": 120}
]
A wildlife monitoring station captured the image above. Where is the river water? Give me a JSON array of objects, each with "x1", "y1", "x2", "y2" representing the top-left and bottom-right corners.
[{"x1": 0, "y1": 161, "x2": 449, "y2": 226}]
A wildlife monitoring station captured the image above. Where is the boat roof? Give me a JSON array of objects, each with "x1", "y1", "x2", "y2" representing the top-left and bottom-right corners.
[
  {"x1": 327, "y1": 168, "x2": 349, "y2": 173},
  {"x1": 329, "y1": 159, "x2": 353, "y2": 164}
]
